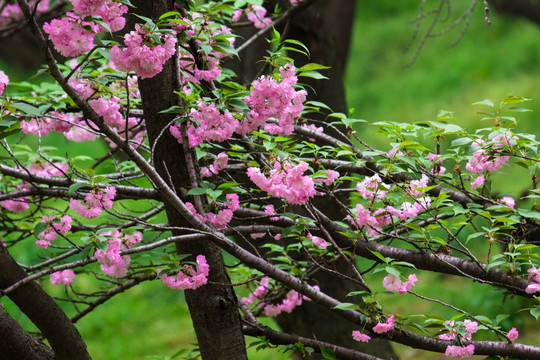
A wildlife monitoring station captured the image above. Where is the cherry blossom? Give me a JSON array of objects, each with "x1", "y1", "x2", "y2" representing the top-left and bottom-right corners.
[
  {"x1": 50, "y1": 269, "x2": 76, "y2": 286},
  {"x1": 352, "y1": 330, "x2": 371, "y2": 343},
  {"x1": 160, "y1": 255, "x2": 209, "y2": 290}
]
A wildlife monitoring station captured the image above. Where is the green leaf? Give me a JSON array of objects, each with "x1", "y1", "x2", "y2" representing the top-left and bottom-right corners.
[
  {"x1": 332, "y1": 302, "x2": 360, "y2": 310},
  {"x1": 473, "y1": 99, "x2": 494, "y2": 107},
  {"x1": 69, "y1": 182, "x2": 88, "y2": 195},
  {"x1": 518, "y1": 209, "x2": 540, "y2": 221},
  {"x1": 34, "y1": 222, "x2": 48, "y2": 235},
  {"x1": 158, "y1": 105, "x2": 186, "y2": 114},
  {"x1": 530, "y1": 306, "x2": 540, "y2": 320},
  {"x1": 206, "y1": 189, "x2": 222, "y2": 200},
  {"x1": 11, "y1": 102, "x2": 42, "y2": 116},
  {"x1": 298, "y1": 70, "x2": 328, "y2": 80},
  {"x1": 368, "y1": 249, "x2": 390, "y2": 264},
  {"x1": 297, "y1": 63, "x2": 331, "y2": 72},
  {"x1": 187, "y1": 187, "x2": 207, "y2": 196},
  {"x1": 320, "y1": 347, "x2": 336, "y2": 360}
]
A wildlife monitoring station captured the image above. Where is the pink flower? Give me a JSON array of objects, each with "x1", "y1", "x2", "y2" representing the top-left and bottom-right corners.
[
  {"x1": 470, "y1": 175, "x2": 485, "y2": 190},
  {"x1": 498, "y1": 196, "x2": 515, "y2": 209},
  {"x1": 445, "y1": 344, "x2": 475, "y2": 359},
  {"x1": 409, "y1": 174, "x2": 429, "y2": 196},
  {"x1": 160, "y1": 255, "x2": 209, "y2": 290},
  {"x1": 527, "y1": 266, "x2": 540, "y2": 283},
  {"x1": 382, "y1": 274, "x2": 401, "y2": 292},
  {"x1": 70, "y1": 186, "x2": 116, "y2": 219},
  {"x1": 1, "y1": 198, "x2": 29, "y2": 213},
  {"x1": 94, "y1": 230, "x2": 142, "y2": 278},
  {"x1": 239, "y1": 63, "x2": 306, "y2": 136},
  {"x1": 232, "y1": 9, "x2": 242, "y2": 21},
  {"x1": 357, "y1": 174, "x2": 389, "y2": 200},
  {"x1": 246, "y1": 5, "x2": 272, "y2": 29},
  {"x1": 463, "y1": 319, "x2": 478, "y2": 340},
  {"x1": 373, "y1": 314, "x2": 395, "y2": 333},
  {"x1": 318, "y1": 170, "x2": 340, "y2": 186},
  {"x1": 110, "y1": 25, "x2": 177, "y2": 79},
  {"x1": 307, "y1": 233, "x2": 329, "y2": 249},
  {"x1": 526, "y1": 283, "x2": 540, "y2": 294},
  {"x1": 265, "y1": 204, "x2": 279, "y2": 221},
  {"x1": 507, "y1": 327, "x2": 519, "y2": 342},
  {"x1": 0, "y1": 70, "x2": 8, "y2": 96},
  {"x1": 466, "y1": 135, "x2": 512, "y2": 174},
  {"x1": 206, "y1": 209, "x2": 233, "y2": 229},
  {"x1": 43, "y1": 13, "x2": 97, "y2": 57},
  {"x1": 247, "y1": 159, "x2": 316, "y2": 205},
  {"x1": 50, "y1": 269, "x2": 76, "y2": 285},
  {"x1": 352, "y1": 330, "x2": 370, "y2": 343},
  {"x1": 36, "y1": 214, "x2": 72, "y2": 248},
  {"x1": 398, "y1": 274, "x2": 418, "y2": 294}
]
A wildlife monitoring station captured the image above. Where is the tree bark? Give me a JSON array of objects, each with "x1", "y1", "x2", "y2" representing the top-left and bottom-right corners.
[
  {"x1": 0, "y1": 305, "x2": 55, "y2": 360},
  {"x1": 0, "y1": 245, "x2": 91, "y2": 360},
  {"x1": 489, "y1": 0, "x2": 540, "y2": 25},
  {"x1": 131, "y1": 2, "x2": 248, "y2": 359},
  {"x1": 231, "y1": 1, "x2": 398, "y2": 359}
]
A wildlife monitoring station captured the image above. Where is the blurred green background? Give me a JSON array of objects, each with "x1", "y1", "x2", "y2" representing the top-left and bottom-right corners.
[{"x1": 2, "y1": 1, "x2": 540, "y2": 359}]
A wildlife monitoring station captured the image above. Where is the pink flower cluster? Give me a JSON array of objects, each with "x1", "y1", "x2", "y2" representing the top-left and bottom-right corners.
[
  {"x1": 201, "y1": 152, "x2": 229, "y2": 177},
  {"x1": 0, "y1": 70, "x2": 8, "y2": 96},
  {"x1": 0, "y1": 184, "x2": 29, "y2": 213},
  {"x1": 27, "y1": 161, "x2": 68, "y2": 177},
  {"x1": 43, "y1": 13, "x2": 98, "y2": 57},
  {"x1": 353, "y1": 199, "x2": 429, "y2": 236},
  {"x1": 160, "y1": 254, "x2": 209, "y2": 290},
  {"x1": 43, "y1": 0, "x2": 127, "y2": 57},
  {"x1": 247, "y1": 159, "x2": 317, "y2": 205},
  {"x1": 246, "y1": 5, "x2": 272, "y2": 29},
  {"x1": 94, "y1": 230, "x2": 142, "y2": 278},
  {"x1": 352, "y1": 174, "x2": 432, "y2": 235},
  {"x1": 206, "y1": 193, "x2": 239, "y2": 229},
  {"x1": 357, "y1": 174, "x2": 389, "y2": 200},
  {"x1": 0, "y1": 1, "x2": 50, "y2": 26},
  {"x1": 110, "y1": 24, "x2": 177, "y2": 79},
  {"x1": 170, "y1": 102, "x2": 239, "y2": 147},
  {"x1": 439, "y1": 319, "x2": 478, "y2": 341},
  {"x1": 50, "y1": 269, "x2": 76, "y2": 286},
  {"x1": 526, "y1": 266, "x2": 540, "y2": 294},
  {"x1": 21, "y1": 111, "x2": 97, "y2": 143},
  {"x1": 241, "y1": 277, "x2": 317, "y2": 317},
  {"x1": 466, "y1": 134, "x2": 515, "y2": 174},
  {"x1": 72, "y1": 0, "x2": 127, "y2": 32},
  {"x1": 373, "y1": 314, "x2": 396, "y2": 333},
  {"x1": 69, "y1": 186, "x2": 116, "y2": 219},
  {"x1": 36, "y1": 214, "x2": 72, "y2": 248},
  {"x1": 445, "y1": 345, "x2": 475, "y2": 359},
  {"x1": 427, "y1": 152, "x2": 446, "y2": 175},
  {"x1": 241, "y1": 64, "x2": 307, "y2": 136},
  {"x1": 470, "y1": 175, "x2": 485, "y2": 190},
  {"x1": 382, "y1": 273, "x2": 418, "y2": 294},
  {"x1": 185, "y1": 193, "x2": 239, "y2": 229}
]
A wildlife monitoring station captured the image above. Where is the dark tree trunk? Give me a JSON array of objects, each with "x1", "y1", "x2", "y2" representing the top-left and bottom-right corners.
[
  {"x1": 0, "y1": 304, "x2": 55, "y2": 360},
  {"x1": 0, "y1": 245, "x2": 91, "y2": 360},
  {"x1": 489, "y1": 0, "x2": 540, "y2": 25},
  {"x1": 231, "y1": 1, "x2": 398, "y2": 359},
  {"x1": 132, "y1": 2, "x2": 248, "y2": 359}
]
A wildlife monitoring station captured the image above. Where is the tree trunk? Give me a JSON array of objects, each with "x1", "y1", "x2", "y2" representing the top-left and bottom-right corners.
[
  {"x1": 131, "y1": 2, "x2": 248, "y2": 359},
  {"x1": 231, "y1": 1, "x2": 398, "y2": 358},
  {"x1": 0, "y1": 245, "x2": 91, "y2": 360}
]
